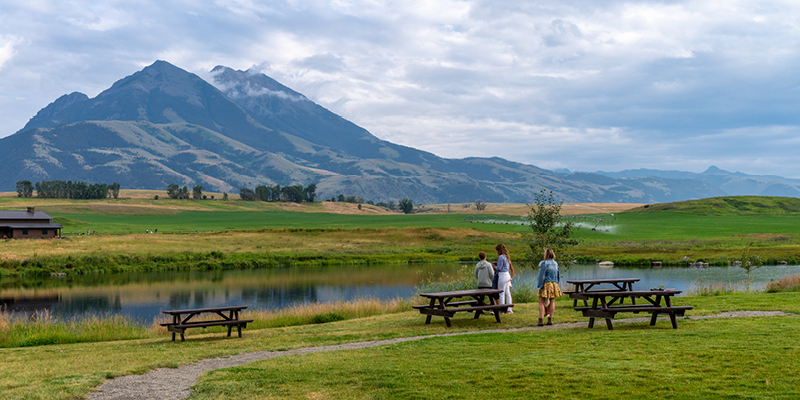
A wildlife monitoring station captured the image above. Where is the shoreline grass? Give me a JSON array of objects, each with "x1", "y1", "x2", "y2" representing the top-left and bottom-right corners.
[
  {"x1": 0, "y1": 310, "x2": 150, "y2": 348},
  {"x1": 766, "y1": 273, "x2": 800, "y2": 292}
]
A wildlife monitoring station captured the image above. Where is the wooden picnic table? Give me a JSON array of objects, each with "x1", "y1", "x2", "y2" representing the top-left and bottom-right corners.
[
  {"x1": 566, "y1": 278, "x2": 641, "y2": 307},
  {"x1": 160, "y1": 306, "x2": 254, "y2": 342},
  {"x1": 574, "y1": 289, "x2": 693, "y2": 330},
  {"x1": 414, "y1": 289, "x2": 512, "y2": 327}
]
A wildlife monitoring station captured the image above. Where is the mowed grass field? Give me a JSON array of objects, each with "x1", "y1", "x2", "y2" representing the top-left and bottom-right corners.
[
  {"x1": 4, "y1": 193, "x2": 800, "y2": 270},
  {"x1": 0, "y1": 293, "x2": 798, "y2": 400}
]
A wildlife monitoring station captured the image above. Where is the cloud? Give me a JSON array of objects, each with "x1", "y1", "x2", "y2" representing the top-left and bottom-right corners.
[
  {"x1": 0, "y1": 34, "x2": 23, "y2": 69},
  {"x1": 3, "y1": 0, "x2": 800, "y2": 177}
]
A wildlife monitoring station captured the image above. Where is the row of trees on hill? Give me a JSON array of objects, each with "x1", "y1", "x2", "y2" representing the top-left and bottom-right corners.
[
  {"x1": 163, "y1": 183, "x2": 317, "y2": 203},
  {"x1": 16, "y1": 180, "x2": 120, "y2": 199},
  {"x1": 240, "y1": 184, "x2": 317, "y2": 203},
  {"x1": 327, "y1": 194, "x2": 414, "y2": 214},
  {"x1": 166, "y1": 184, "x2": 213, "y2": 200}
]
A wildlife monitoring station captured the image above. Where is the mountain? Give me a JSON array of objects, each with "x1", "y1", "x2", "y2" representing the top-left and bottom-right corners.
[
  {"x1": 0, "y1": 61, "x2": 729, "y2": 203},
  {"x1": 596, "y1": 166, "x2": 800, "y2": 198}
]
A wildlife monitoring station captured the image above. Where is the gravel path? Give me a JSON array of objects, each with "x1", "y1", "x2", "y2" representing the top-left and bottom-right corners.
[{"x1": 87, "y1": 310, "x2": 792, "y2": 400}]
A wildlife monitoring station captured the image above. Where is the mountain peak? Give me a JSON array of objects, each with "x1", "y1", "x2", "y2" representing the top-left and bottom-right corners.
[
  {"x1": 702, "y1": 165, "x2": 731, "y2": 175},
  {"x1": 22, "y1": 92, "x2": 89, "y2": 131}
]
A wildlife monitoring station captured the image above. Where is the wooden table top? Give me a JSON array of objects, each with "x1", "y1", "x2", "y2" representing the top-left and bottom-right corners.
[
  {"x1": 419, "y1": 289, "x2": 504, "y2": 298},
  {"x1": 581, "y1": 289, "x2": 682, "y2": 297},
  {"x1": 162, "y1": 305, "x2": 248, "y2": 315},
  {"x1": 566, "y1": 278, "x2": 641, "y2": 284}
]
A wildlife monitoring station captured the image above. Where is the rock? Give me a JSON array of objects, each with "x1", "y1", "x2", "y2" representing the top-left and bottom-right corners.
[{"x1": 598, "y1": 261, "x2": 614, "y2": 268}]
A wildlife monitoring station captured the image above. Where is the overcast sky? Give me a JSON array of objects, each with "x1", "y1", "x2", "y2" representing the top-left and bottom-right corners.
[{"x1": 2, "y1": 0, "x2": 800, "y2": 176}]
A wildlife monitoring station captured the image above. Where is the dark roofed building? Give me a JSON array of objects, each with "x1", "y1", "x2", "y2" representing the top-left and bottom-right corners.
[{"x1": 0, "y1": 207, "x2": 62, "y2": 239}]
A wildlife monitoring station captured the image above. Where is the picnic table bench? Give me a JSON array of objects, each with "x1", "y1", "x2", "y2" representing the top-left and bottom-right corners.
[
  {"x1": 565, "y1": 278, "x2": 641, "y2": 307},
  {"x1": 574, "y1": 289, "x2": 693, "y2": 330},
  {"x1": 414, "y1": 289, "x2": 512, "y2": 327},
  {"x1": 160, "y1": 306, "x2": 254, "y2": 342}
]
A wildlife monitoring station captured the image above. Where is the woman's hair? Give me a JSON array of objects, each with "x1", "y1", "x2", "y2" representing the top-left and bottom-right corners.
[
  {"x1": 495, "y1": 243, "x2": 510, "y2": 262},
  {"x1": 544, "y1": 248, "x2": 556, "y2": 260}
]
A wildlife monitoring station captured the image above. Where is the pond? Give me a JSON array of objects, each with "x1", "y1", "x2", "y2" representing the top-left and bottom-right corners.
[{"x1": 1, "y1": 263, "x2": 798, "y2": 323}]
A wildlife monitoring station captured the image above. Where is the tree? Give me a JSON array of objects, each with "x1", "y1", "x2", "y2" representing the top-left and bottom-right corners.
[
  {"x1": 739, "y1": 244, "x2": 764, "y2": 292},
  {"x1": 16, "y1": 181, "x2": 33, "y2": 198},
  {"x1": 192, "y1": 185, "x2": 205, "y2": 200},
  {"x1": 239, "y1": 188, "x2": 256, "y2": 201},
  {"x1": 304, "y1": 183, "x2": 317, "y2": 202},
  {"x1": 223, "y1": 192, "x2": 228, "y2": 201},
  {"x1": 109, "y1": 182, "x2": 121, "y2": 199},
  {"x1": 167, "y1": 184, "x2": 180, "y2": 199},
  {"x1": 281, "y1": 185, "x2": 304, "y2": 203},
  {"x1": 255, "y1": 185, "x2": 270, "y2": 201},
  {"x1": 475, "y1": 199, "x2": 487, "y2": 211},
  {"x1": 179, "y1": 186, "x2": 190, "y2": 200},
  {"x1": 525, "y1": 189, "x2": 579, "y2": 271},
  {"x1": 399, "y1": 198, "x2": 413, "y2": 214}
]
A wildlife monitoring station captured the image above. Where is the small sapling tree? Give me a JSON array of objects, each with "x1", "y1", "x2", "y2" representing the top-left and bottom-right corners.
[
  {"x1": 525, "y1": 189, "x2": 579, "y2": 271},
  {"x1": 475, "y1": 199, "x2": 487, "y2": 211},
  {"x1": 739, "y1": 244, "x2": 764, "y2": 292}
]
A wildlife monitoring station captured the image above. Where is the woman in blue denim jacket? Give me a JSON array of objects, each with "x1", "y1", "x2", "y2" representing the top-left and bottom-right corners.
[{"x1": 536, "y1": 248, "x2": 562, "y2": 326}]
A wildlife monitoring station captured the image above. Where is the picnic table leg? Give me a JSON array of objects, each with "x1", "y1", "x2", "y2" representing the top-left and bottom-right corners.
[
  {"x1": 227, "y1": 325, "x2": 233, "y2": 337},
  {"x1": 474, "y1": 295, "x2": 484, "y2": 319},
  {"x1": 425, "y1": 298, "x2": 435, "y2": 325},
  {"x1": 438, "y1": 298, "x2": 452, "y2": 327},
  {"x1": 171, "y1": 315, "x2": 178, "y2": 342},
  {"x1": 664, "y1": 296, "x2": 678, "y2": 329},
  {"x1": 237, "y1": 324, "x2": 243, "y2": 337},
  {"x1": 605, "y1": 318, "x2": 613, "y2": 330},
  {"x1": 649, "y1": 311, "x2": 659, "y2": 326},
  {"x1": 180, "y1": 330, "x2": 185, "y2": 342},
  {"x1": 572, "y1": 284, "x2": 581, "y2": 307},
  {"x1": 588, "y1": 317, "x2": 595, "y2": 328}
]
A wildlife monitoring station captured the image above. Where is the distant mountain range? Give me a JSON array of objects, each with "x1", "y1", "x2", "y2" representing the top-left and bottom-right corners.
[
  {"x1": 0, "y1": 60, "x2": 794, "y2": 203},
  {"x1": 594, "y1": 166, "x2": 800, "y2": 198}
]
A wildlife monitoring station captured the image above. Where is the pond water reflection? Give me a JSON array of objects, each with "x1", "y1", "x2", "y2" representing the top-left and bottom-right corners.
[{"x1": 1, "y1": 263, "x2": 798, "y2": 323}]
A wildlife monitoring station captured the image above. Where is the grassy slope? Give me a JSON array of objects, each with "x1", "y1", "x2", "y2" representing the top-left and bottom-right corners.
[
  {"x1": 5, "y1": 195, "x2": 800, "y2": 272},
  {"x1": 0, "y1": 293, "x2": 798, "y2": 400}
]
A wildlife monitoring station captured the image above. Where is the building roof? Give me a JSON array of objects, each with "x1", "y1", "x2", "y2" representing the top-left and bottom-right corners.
[
  {"x1": 0, "y1": 210, "x2": 55, "y2": 221},
  {"x1": 0, "y1": 222, "x2": 63, "y2": 229}
]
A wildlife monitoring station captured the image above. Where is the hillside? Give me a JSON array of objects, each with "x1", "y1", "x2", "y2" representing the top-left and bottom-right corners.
[
  {"x1": 0, "y1": 61, "x2": 726, "y2": 204},
  {"x1": 630, "y1": 196, "x2": 800, "y2": 215}
]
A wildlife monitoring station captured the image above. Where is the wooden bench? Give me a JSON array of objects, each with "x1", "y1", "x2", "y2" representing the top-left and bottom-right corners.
[
  {"x1": 412, "y1": 300, "x2": 478, "y2": 310},
  {"x1": 416, "y1": 289, "x2": 510, "y2": 327},
  {"x1": 161, "y1": 306, "x2": 254, "y2": 342},
  {"x1": 566, "y1": 278, "x2": 640, "y2": 307},
  {"x1": 574, "y1": 290, "x2": 692, "y2": 330}
]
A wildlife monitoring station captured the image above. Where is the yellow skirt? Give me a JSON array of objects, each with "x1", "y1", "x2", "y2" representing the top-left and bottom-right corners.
[{"x1": 538, "y1": 281, "x2": 562, "y2": 299}]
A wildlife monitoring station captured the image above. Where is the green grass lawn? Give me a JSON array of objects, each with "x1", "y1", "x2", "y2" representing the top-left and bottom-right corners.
[
  {"x1": 191, "y1": 316, "x2": 800, "y2": 400},
  {"x1": 56, "y1": 210, "x2": 527, "y2": 233},
  {"x1": 1, "y1": 292, "x2": 798, "y2": 400}
]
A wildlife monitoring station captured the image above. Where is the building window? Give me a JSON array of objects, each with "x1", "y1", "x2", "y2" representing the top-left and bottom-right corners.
[
  {"x1": 42, "y1": 229, "x2": 48, "y2": 235},
  {"x1": 22, "y1": 229, "x2": 28, "y2": 235}
]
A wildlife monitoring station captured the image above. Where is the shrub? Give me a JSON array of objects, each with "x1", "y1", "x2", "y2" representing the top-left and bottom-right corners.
[
  {"x1": 310, "y1": 312, "x2": 347, "y2": 324},
  {"x1": 766, "y1": 274, "x2": 800, "y2": 293}
]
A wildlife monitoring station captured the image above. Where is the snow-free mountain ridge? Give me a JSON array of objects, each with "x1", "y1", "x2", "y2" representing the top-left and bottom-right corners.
[{"x1": 0, "y1": 61, "x2": 781, "y2": 203}]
